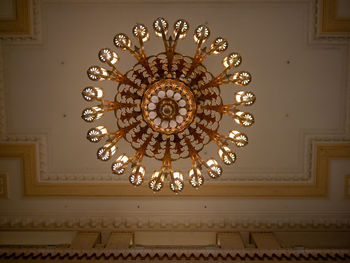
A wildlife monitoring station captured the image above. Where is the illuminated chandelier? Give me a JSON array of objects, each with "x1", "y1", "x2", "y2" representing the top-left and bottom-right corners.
[{"x1": 81, "y1": 18, "x2": 255, "y2": 193}]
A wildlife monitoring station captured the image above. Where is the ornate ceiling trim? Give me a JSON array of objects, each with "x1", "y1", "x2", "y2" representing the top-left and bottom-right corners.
[
  {"x1": 1, "y1": 143, "x2": 349, "y2": 197},
  {"x1": 0, "y1": 0, "x2": 42, "y2": 43},
  {"x1": 0, "y1": 143, "x2": 37, "y2": 196},
  {"x1": 345, "y1": 174, "x2": 350, "y2": 198},
  {"x1": 320, "y1": 0, "x2": 350, "y2": 35},
  {"x1": 0, "y1": 174, "x2": 8, "y2": 198},
  {"x1": 0, "y1": 248, "x2": 349, "y2": 261},
  {"x1": 0, "y1": 0, "x2": 30, "y2": 35}
]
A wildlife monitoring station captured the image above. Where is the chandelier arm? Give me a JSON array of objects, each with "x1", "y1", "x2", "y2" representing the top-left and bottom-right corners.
[
  {"x1": 107, "y1": 68, "x2": 141, "y2": 90},
  {"x1": 132, "y1": 133, "x2": 153, "y2": 163},
  {"x1": 137, "y1": 37, "x2": 155, "y2": 77},
  {"x1": 185, "y1": 137, "x2": 205, "y2": 167},
  {"x1": 199, "y1": 103, "x2": 241, "y2": 113},
  {"x1": 161, "y1": 139, "x2": 173, "y2": 172},
  {"x1": 196, "y1": 123, "x2": 225, "y2": 147}
]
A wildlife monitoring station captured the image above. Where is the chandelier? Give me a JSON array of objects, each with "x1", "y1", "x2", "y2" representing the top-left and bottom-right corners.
[{"x1": 81, "y1": 18, "x2": 255, "y2": 193}]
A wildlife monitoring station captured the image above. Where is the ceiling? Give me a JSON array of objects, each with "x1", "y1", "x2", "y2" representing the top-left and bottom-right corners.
[{"x1": 0, "y1": 0, "x2": 349, "y2": 238}]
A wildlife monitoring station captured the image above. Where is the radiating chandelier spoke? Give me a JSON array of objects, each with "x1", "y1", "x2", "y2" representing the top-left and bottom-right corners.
[
  {"x1": 82, "y1": 17, "x2": 255, "y2": 193},
  {"x1": 114, "y1": 29, "x2": 154, "y2": 78}
]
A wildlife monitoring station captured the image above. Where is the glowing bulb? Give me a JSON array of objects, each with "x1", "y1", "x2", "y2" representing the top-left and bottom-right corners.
[
  {"x1": 223, "y1": 52, "x2": 241, "y2": 68},
  {"x1": 173, "y1": 19, "x2": 189, "y2": 39},
  {"x1": 97, "y1": 142, "x2": 117, "y2": 161},
  {"x1": 153, "y1": 17, "x2": 168, "y2": 37},
  {"x1": 234, "y1": 111, "x2": 254, "y2": 127},
  {"x1": 210, "y1": 37, "x2": 228, "y2": 55},
  {"x1": 193, "y1": 25, "x2": 210, "y2": 44},
  {"x1": 149, "y1": 170, "x2": 165, "y2": 192},
  {"x1": 132, "y1": 24, "x2": 150, "y2": 42},
  {"x1": 87, "y1": 66, "x2": 109, "y2": 81},
  {"x1": 231, "y1": 71, "x2": 251, "y2": 86},
  {"x1": 129, "y1": 165, "x2": 145, "y2": 186},
  {"x1": 81, "y1": 106, "x2": 104, "y2": 122},
  {"x1": 87, "y1": 126, "x2": 108, "y2": 143},
  {"x1": 111, "y1": 154, "x2": 130, "y2": 175},
  {"x1": 205, "y1": 159, "x2": 223, "y2": 178},
  {"x1": 170, "y1": 171, "x2": 184, "y2": 193},
  {"x1": 188, "y1": 168, "x2": 204, "y2": 189},
  {"x1": 113, "y1": 33, "x2": 132, "y2": 50},
  {"x1": 218, "y1": 145, "x2": 236, "y2": 165},
  {"x1": 228, "y1": 130, "x2": 248, "y2": 148},
  {"x1": 235, "y1": 91, "x2": 256, "y2": 106},
  {"x1": 98, "y1": 48, "x2": 119, "y2": 65},
  {"x1": 82, "y1": 86, "x2": 104, "y2": 101}
]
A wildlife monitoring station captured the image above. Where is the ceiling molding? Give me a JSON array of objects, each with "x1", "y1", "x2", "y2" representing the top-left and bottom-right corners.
[
  {"x1": 0, "y1": 174, "x2": 8, "y2": 198},
  {"x1": 0, "y1": 247, "x2": 349, "y2": 261},
  {"x1": 320, "y1": 0, "x2": 350, "y2": 35},
  {"x1": 0, "y1": 0, "x2": 42, "y2": 43},
  {"x1": 0, "y1": 0, "x2": 30, "y2": 35},
  {"x1": 1, "y1": 142, "x2": 349, "y2": 197},
  {"x1": 345, "y1": 174, "x2": 350, "y2": 198}
]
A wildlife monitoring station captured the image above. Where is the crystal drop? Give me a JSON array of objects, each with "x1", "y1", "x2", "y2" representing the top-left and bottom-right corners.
[
  {"x1": 178, "y1": 100, "x2": 186, "y2": 107},
  {"x1": 176, "y1": 115, "x2": 183, "y2": 123},
  {"x1": 161, "y1": 120, "x2": 169, "y2": 128},
  {"x1": 174, "y1": 93, "x2": 181, "y2": 101},
  {"x1": 148, "y1": 103, "x2": 156, "y2": 110},
  {"x1": 166, "y1": 90, "x2": 174, "y2": 98},
  {"x1": 149, "y1": 111, "x2": 157, "y2": 119},
  {"x1": 151, "y1": 96, "x2": 159, "y2": 103},
  {"x1": 179, "y1": 108, "x2": 187, "y2": 115},
  {"x1": 170, "y1": 120, "x2": 177, "y2": 128},
  {"x1": 158, "y1": 91, "x2": 165, "y2": 98},
  {"x1": 154, "y1": 117, "x2": 161, "y2": 126}
]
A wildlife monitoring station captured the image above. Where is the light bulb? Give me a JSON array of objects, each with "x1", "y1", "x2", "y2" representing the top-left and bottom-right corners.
[
  {"x1": 81, "y1": 107, "x2": 104, "y2": 122},
  {"x1": 231, "y1": 71, "x2": 251, "y2": 86},
  {"x1": 173, "y1": 19, "x2": 189, "y2": 39},
  {"x1": 228, "y1": 130, "x2": 248, "y2": 148},
  {"x1": 210, "y1": 37, "x2": 228, "y2": 55},
  {"x1": 82, "y1": 86, "x2": 104, "y2": 101},
  {"x1": 153, "y1": 17, "x2": 168, "y2": 37},
  {"x1": 129, "y1": 165, "x2": 145, "y2": 186},
  {"x1": 149, "y1": 170, "x2": 165, "y2": 192},
  {"x1": 234, "y1": 91, "x2": 256, "y2": 106},
  {"x1": 193, "y1": 25, "x2": 210, "y2": 44},
  {"x1": 113, "y1": 33, "x2": 132, "y2": 50},
  {"x1": 97, "y1": 142, "x2": 117, "y2": 161},
  {"x1": 132, "y1": 24, "x2": 150, "y2": 42},
  {"x1": 111, "y1": 154, "x2": 130, "y2": 175},
  {"x1": 218, "y1": 145, "x2": 236, "y2": 165},
  {"x1": 170, "y1": 171, "x2": 184, "y2": 193},
  {"x1": 87, "y1": 66, "x2": 109, "y2": 81},
  {"x1": 205, "y1": 159, "x2": 223, "y2": 178},
  {"x1": 223, "y1": 52, "x2": 241, "y2": 69},
  {"x1": 98, "y1": 48, "x2": 119, "y2": 65},
  {"x1": 188, "y1": 168, "x2": 204, "y2": 189},
  {"x1": 233, "y1": 111, "x2": 254, "y2": 127},
  {"x1": 87, "y1": 126, "x2": 108, "y2": 143}
]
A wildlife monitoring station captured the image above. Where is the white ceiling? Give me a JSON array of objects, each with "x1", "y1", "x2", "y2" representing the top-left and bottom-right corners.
[{"x1": 0, "y1": 0, "x2": 349, "y2": 225}]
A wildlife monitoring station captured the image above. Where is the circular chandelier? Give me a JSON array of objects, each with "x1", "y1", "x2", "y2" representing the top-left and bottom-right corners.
[{"x1": 81, "y1": 18, "x2": 255, "y2": 193}]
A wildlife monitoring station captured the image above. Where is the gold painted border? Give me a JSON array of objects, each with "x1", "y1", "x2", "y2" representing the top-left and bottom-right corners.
[
  {"x1": 0, "y1": 144, "x2": 36, "y2": 196},
  {"x1": 321, "y1": 0, "x2": 350, "y2": 34},
  {"x1": 1, "y1": 143, "x2": 349, "y2": 197},
  {"x1": 0, "y1": 0, "x2": 31, "y2": 35},
  {"x1": 345, "y1": 174, "x2": 350, "y2": 199},
  {"x1": 0, "y1": 174, "x2": 8, "y2": 198}
]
